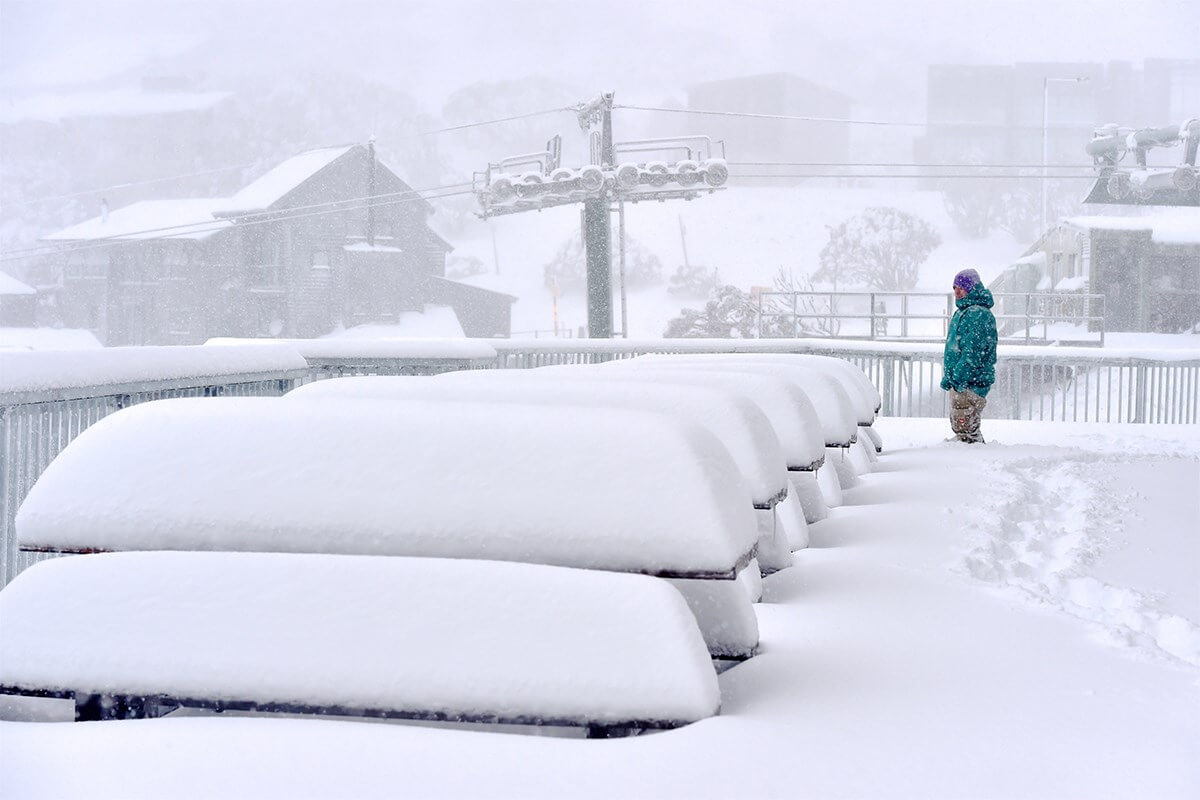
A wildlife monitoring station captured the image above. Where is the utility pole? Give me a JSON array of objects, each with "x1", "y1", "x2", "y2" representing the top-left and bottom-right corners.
[
  {"x1": 678, "y1": 215, "x2": 690, "y2": 269},
  {"x1": 580, "y1": 93, "x2": 615, "y2": 338}
]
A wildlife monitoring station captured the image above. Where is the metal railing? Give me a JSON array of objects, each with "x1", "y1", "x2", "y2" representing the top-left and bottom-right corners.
[
  {"x1": 487, "y1": 339, "x2": 1197, "y2": 424},
  {"x1": 1, "y1": 337, "x2": 1196, "y2": 588},
  {"x1": 753, "y1": 291, "x2": 1106, "y2": 346},
  {"x1": 0, "y1": 370, "x2": 305, "y2": 587},
  {"x1": 302, "y1": 356, "x2": 496, "y2": 382}
]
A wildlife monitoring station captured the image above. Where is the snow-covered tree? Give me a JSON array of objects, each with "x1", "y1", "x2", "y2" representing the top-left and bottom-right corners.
[
  {"x1": 997, "y1": 179, "x2": 1081, "y2": 242},
  {"x1": 940, "y1": 147, "x2": 1004, "y2": 239},
  {"x1": 814, "y1": 207, "x2": 941, "y2": 292},
  {"x1": 664, "y1": 285, "x2": 757, "y2": 338}
]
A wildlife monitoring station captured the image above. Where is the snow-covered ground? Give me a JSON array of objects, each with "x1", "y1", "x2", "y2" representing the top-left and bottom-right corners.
[
  {"x1": 2, "y1": 417, "x2": 1196, "y2": 799},
  {"x1": 453, "y1": 185, "x2": 1024, "y2": 337}
]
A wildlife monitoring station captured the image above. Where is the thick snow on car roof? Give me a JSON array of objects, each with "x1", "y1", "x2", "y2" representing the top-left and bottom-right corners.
[
  {"x1": 0, "y1": 552, "x2": 720, "y2": 726},
  {"x1": 16, "y1": 397, "x2": 757, "y2": 578},
  {"x1": 624, "y1": 355, "x2": 860, "y2": 446},
  {"x1": 288, "y1": 372, "x2": 788, "y2": 508},
  {"x1": 534, "y1": 364, "x2": 827, "y2": 471}
]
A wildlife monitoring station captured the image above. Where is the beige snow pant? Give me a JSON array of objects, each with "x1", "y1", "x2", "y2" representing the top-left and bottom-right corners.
[{"x1": 949, "y1": 389, "x2": 987, "y2": 443}]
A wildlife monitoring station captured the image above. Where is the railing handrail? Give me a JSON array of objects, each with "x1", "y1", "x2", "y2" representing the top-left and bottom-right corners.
[
  {"x1": 755, "y1": 290, "x2": 1108, "y2": 300},
  {"x1": 753, "y1": 290, "x2": 1109, "y2": 346},
  {"x1": 4, "y1": 341, "x2": 1196, "y2": 407},
  {"x1": 486, "y1": 337, "x2": 1200, "y2": 366},
  {"x1": 0, "y1": 368, "x2": 308, "y2": 408},
  {"x1": 0, "y1": 345, "x2": 309, "y2": 408}
]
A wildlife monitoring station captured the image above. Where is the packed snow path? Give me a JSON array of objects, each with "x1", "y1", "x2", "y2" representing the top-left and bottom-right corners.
[{"x1": 2, "y1": 419, "x2": 1198, "y2": 799}]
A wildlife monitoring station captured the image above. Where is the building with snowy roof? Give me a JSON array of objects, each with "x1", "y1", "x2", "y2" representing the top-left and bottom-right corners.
[
  {"x1": 41, "y1": 145, "x2": 514, "y2": 345},
  {"x1": 0, "y1": 271, "x2": 37, "y2": 328},
  {"x1": 994, "y1": 213, "x2": 1200, "y2": 333}
]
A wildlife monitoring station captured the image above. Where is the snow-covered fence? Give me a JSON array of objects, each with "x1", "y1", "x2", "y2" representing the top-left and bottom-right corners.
[
  {"x1": 488, "y1": 339, "x2": 1200, "y2": 424},
  {"x1": 207, "y1": 337, "x2": 498, "y2": 380},
  {"x1": 0, "y1": 346, "x2": 308, "y2": 586}
]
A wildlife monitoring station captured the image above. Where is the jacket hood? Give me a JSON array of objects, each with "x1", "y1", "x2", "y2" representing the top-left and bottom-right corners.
[{"x1": 956, "y1": 282, "x2": 994, "y2": 310}]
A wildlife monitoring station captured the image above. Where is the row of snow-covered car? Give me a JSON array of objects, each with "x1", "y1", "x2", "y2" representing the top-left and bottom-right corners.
[{"x1": 0, "y1": 353, "x2": 882, "y2": 737}]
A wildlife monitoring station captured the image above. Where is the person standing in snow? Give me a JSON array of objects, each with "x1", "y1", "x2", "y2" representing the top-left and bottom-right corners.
[{"x1": 940, "y1": 269, "x2": 997, "y2": 443}]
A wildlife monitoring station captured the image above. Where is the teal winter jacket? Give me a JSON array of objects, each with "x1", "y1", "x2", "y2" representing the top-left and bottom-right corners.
[{"x1": 941, "y1": 283, "x2": 998, "y2": 396}]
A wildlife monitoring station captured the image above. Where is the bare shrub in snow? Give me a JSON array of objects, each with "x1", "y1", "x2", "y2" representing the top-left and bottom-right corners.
[
  {"x1": 759, "y1": 268, "x2": 842, "y2": 337},
  {"x1": 668, "y1": 262, "x2": 721, "y2": 298},
  {"x1": 814, "y1": 207, "x2": 941, "y2": 292}
]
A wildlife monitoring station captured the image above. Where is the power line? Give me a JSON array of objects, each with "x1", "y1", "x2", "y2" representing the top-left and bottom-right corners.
[
  {"x1": 615, "y1": 104, "x2": 928, "y2": 128},
  {"x1": 419, "y1": 107, "x2": 575, "y2": 136},
  {"x1": 615, "y1": 104, "x2": 1115, "y2": 132},
  {"x1": 2, "y1": 163, "x2": 260, "y2": 208},
  {"x1": 0, "y1": 182, "x2": 475, "y2": 263},
  {"x1": 729, "y1": 173, "x2": 1098, "y2": 180},
  {"x1": 2, "y1": 189, "x2": 473, "y2": 263},
  {"x1": 7, "y1": 179, "x2": 473, "y2": 255},
  {"x1": 729, "y1": 161, "x2": 1100, "y2": 170},
  {"x1": 8, "y1": 108, "x2": 571, "y2": 208}
]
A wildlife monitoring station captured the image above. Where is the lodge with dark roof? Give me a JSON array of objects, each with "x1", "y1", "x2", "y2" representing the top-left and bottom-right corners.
[{"x1": 41, "y1": 144, "x2": 513, "y2": 345}]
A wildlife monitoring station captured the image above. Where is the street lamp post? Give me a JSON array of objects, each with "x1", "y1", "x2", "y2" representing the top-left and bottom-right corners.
[{"x1": 1042, "y1": 76, "x2": 1090, "y2": 233}]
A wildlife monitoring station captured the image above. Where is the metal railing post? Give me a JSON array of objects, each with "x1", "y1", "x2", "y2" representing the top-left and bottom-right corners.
[
  {"x1": 881, "y1": 358, "x2": 895, "y2": 416},
  {"x1": 1133, "y1": 365, "x2": 1147, "y2": 423},
  {"x1": 1025, "y1": 294, "x2": 1032, "y2": 345}
]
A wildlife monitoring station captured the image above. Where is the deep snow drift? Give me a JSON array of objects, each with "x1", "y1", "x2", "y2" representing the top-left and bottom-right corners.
[{"x1": 2, "y1": 417, "x2": 1197, "y2": 799}]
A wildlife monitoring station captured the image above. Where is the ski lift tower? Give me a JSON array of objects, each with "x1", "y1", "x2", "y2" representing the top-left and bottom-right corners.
[{"x1": 474, "y1": 92, "x2": 729, "y2": 338}]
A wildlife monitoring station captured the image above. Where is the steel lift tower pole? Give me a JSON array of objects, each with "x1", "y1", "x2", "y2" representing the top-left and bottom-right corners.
[
  {"x1": 472, "y1": 94, "x2": 729, "y2": 338},
  {"x1": 579, "y1": 93, "x2": 616, "y2": 338}
]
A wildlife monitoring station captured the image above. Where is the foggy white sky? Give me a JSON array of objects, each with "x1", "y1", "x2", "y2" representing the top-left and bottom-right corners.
[{"x1": 3, "y1": 0, "x2": 1198, "y2": 109}]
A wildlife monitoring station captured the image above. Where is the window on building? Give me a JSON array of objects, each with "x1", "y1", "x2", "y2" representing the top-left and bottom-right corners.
[
  {"x1": 1052, "y1": 253, "x2": 1063, "y2": 286},
  {"x1": 312, "y1": 250, "x2": 330, "y2": 271},
  {"x1": 250, "y1": 263, "x2": 282, "y2": 287},
  {"x1": 1067, "y1": 253, "x2": 1077, "y2": 278}
]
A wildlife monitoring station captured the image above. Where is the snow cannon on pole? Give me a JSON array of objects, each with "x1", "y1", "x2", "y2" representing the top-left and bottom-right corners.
[{"x1": 1084, "y1": 119, "x2": 1200, "y2": 206}]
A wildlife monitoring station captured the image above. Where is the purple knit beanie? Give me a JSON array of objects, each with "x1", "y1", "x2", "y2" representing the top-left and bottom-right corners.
[{"x1": 953, "y1": 268, "x2": 982, "y2": 291}]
